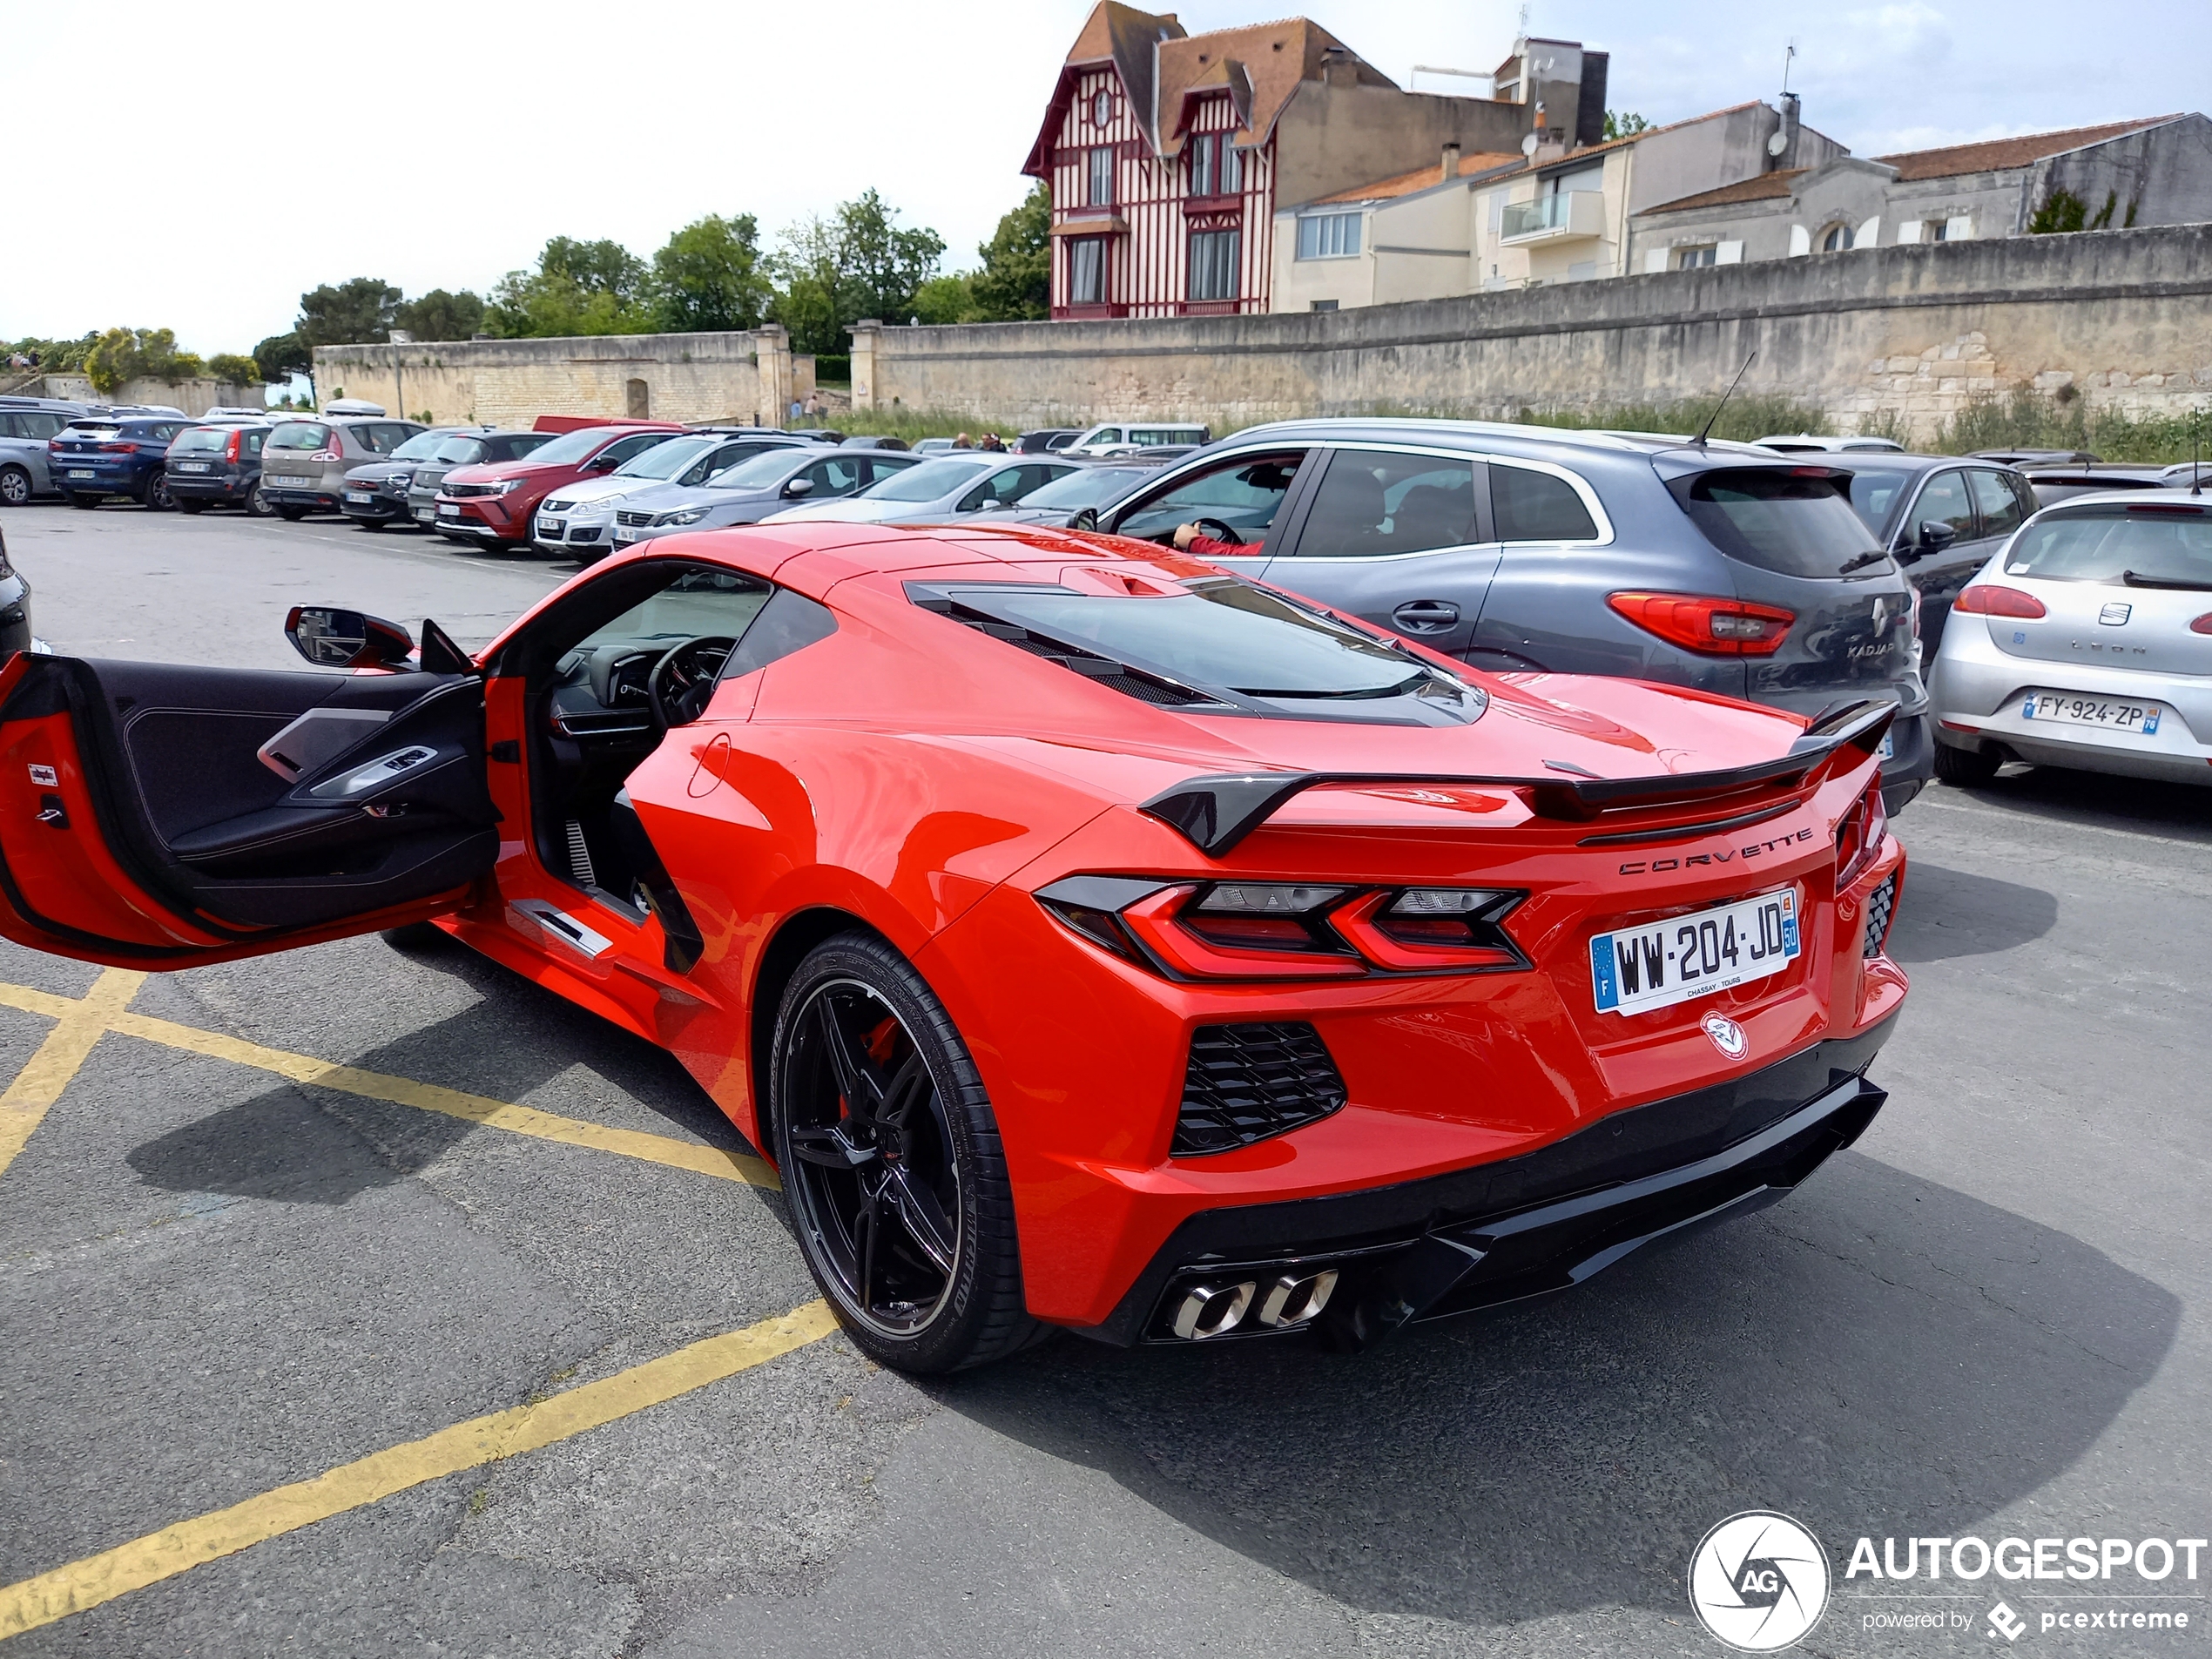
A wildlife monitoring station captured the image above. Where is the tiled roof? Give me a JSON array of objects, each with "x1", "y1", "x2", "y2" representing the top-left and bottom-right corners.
[
  {"x1": 1640, "y1": 169, "x2": 1806, "y2": 216},
  {"x1": 1308, "y1": 155, "x2": 1524, "y2": 205},
  {"x1": 1157, "y1": 17, "x2": 1388, "y2": 153},
  {"x1": 1875, "y1": 116, "x2": 2179, "y2": 179}
]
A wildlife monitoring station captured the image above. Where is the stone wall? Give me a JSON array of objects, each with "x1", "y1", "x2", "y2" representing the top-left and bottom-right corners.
[
  {"x1": 18, "y1": 375, "x2": 260, "y2": 416},
  {"x1": 853, "y1": 224, "x2": 2212, "y2": 442},
  {"x1": 311, "y1": 328, "x2": 796, "y2": 429}
]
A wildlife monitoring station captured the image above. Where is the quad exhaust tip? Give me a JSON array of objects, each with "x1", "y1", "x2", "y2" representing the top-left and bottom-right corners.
[{"x1": 1170, "y1": 1269, "x2": 1339, "y2": 1339}]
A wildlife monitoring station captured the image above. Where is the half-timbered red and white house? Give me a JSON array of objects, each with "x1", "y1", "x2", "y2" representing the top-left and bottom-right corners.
[{"x1": 1024, "y1": 3, "x2": 1588, "y2": 320}]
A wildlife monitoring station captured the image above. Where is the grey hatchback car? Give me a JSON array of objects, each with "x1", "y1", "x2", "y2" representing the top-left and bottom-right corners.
[{"x1": 1085, "y1": 420, "x2": 1932, "y2": 812}]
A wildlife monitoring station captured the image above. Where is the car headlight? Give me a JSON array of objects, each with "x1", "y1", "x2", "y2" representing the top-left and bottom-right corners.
[
  {"x1": 657, "y1": 507, "x2": 711, "y2": 527},
  {"x1": 488, "y1": 479, "x2": 525, "y2": 496}
]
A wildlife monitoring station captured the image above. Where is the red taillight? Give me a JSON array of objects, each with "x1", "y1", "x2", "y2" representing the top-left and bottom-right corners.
[
  {"x1": 99, "y1": 441, "x2": 139, "y2": 455},
  {"x1": 1835, "y1": 778, "x2": 1889, "y2": 891},
  {"x1": 1607, "y1": 592, "x2": 1796, "y2": 657},
  {"x1": 1953, "y1": 584, "x2": 2046, "y2": 618},
  {"x1": 2190, "y1": 613, "x2": 2212, "y2": 636},
  {"x1": 225, "y1": 428, "x2": 242, "y2": 462}
]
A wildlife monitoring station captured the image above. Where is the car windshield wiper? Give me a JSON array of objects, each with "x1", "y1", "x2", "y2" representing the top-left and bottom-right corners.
[
  {"x1": 1232, "y1": 671, "x2": 1433, "y2": 700},
  {"x1": 1838, "y1": 550, "x2": 1892, "y2": 574},
  {"x1": 2120, "y1": 569, "x2": 2212, "y2": 590}
]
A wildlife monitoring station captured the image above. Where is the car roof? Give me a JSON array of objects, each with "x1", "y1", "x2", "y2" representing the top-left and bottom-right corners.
[{"x1": 2030, "y1": 488, "x2": 2204, "y2": 513}]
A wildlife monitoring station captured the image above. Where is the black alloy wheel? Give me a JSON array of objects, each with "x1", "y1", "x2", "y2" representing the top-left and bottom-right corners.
[
  {"x1": 246, "y1": 481, "x2": 273, "y2": 517},
  {"x1": 0, "y1": 467, "x2": 30, "y2": 507},
  {"x1": 143, "y1": 469, "x2": 174, "y2": 511},
  {"x1": 770, "y1": 933, "x2": 1040, "y2": 1372},
  {"x1": 68, "y1": 493, "x2": 99, "y2": 509}
]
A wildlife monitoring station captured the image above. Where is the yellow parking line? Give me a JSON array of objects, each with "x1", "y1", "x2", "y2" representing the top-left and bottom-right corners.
[
  {"x1": 0, "y1": 980, "x2": 777, "y2": 1190},
  {"x1": 0, "y1": 970, "x2": 147, "y2": 1181},
  {"x1": 0, "y1": 1298, "x2": 839, "y2": 1640}
]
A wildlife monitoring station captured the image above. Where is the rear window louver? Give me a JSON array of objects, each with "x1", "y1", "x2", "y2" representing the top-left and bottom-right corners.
[{"x1": 918, "y1": 595, "x2": 1223, "y2": 709}]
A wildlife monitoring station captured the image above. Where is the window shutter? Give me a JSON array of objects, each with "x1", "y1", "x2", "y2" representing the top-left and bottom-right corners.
[{"x1": 1716, "y1": 241, "x2": 1743, "y2": 265}]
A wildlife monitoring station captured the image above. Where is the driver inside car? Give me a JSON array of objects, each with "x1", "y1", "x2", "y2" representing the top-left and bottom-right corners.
[{"x1": 1170, "y1": 521, "x2": 1258, "y2": 558}]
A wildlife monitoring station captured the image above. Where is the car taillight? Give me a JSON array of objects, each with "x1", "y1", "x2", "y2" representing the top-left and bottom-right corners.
[
  {"x1": 225, "y1": 428, "x2": 242, "y2": 462},
  {"x1": 1834, "y1": 778, "x2": 1889, "y2": 891},
  {"x1": 99, "y1": 441, "x2": 139, "y2": 455},
  {"x1": 1606, "y1": 592, "x2": 1796, "y2": 656},
  {"x1": 1953, "y1": 584, "x2": 2046, "y2": 618},
  {"x1": 2190, "y1": 613, "x2": 2212, "y2": 636}
]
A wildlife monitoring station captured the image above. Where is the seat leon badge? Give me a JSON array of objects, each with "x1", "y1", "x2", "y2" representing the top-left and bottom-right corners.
[
  {"x1": 1702, "y1": 1010, "x2": 1749, "y2": 1060},
  {"x1": 2100, "y1": 602, "x2": 2132, "y2": 626}
]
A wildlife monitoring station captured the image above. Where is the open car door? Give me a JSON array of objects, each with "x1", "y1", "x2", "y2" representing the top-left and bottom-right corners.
[{"x1": 0, "y1": 648, "x2": 496, "y2": 968}]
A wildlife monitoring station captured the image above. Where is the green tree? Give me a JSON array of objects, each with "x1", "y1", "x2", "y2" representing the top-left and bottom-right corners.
[
  {"x1": 83, "y1": 327, "x2": 204, "y2": 395},
  {"x1": 297, "y1": 277, "x2": 401, "y2": 347},
  {"x1": 394, "y1": 288, "x2": 486, "y2": 341},
  {"x1": 766, "y1": 192, "x2": 948, "y2": 353},
  {"x1": 1603, "y1": 110, "x2": 1652, "y2": 139},
  {"x1": 487, "y1": 238, "x2": 655, "y2": 338},
  {"x1": 3, "y1": 333, "x2": 98, "y2": 374},
  {"x1": 253, "y1": 332, "x2": 311, "y2": 384},
  {"x1": 206, "y1": 353, "x2": 262, "y2": 387},
  {"x1": 969, "y1": 182, "x2": 1051, "y2": 320},
  {"x1": 911, "y1": 273, "x2": 976, "y2": 325},
  {"x1": 2028, "y1": 188, "x2": 2087, "y2": 233},
  {"x1": 650, "y1": 213, "x2": 772, "y2": 333}
]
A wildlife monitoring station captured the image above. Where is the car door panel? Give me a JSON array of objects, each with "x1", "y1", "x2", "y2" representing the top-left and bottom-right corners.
[
  {"x1": 1895, "y1": 469, "x2": 1986, "y2": 657},
  {"x1": 0, "y1": 652, "x2": 497, "y2": 965},
  {"x1": 1259, "y1": 448, "x2": 1494, "y2": 657}
]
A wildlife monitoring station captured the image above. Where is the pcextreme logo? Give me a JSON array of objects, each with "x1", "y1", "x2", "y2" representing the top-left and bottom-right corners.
[{"x1": 1688, "y1": 1511, "x2": 1832, "y2": 1652}]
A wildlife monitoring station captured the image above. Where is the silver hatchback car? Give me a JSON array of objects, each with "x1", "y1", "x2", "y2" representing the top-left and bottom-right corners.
[
  {"x1": 260, "y1": 411, "x2": 427, "y2": 521},
  {"x1": 1929, "y1": 489, "x2": 2212, "y2": 787}
]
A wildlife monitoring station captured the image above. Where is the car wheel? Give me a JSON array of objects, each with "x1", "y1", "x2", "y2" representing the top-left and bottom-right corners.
[
  {"x1": 277, "y1": 506, "x2": 308, "y2": 522},
  {"x1": 177, "y1": 498, "x2": 206, "y2": 514},
  {"x1": 769, "y1": 931, "x2": 1041, "y2": 1374},
  {"x1": 67, "y1": 493, "x2": 100, "y2": 509},
  {"x1": 1932, "y1": 740, "x2": 2002, "y2": 786},
  {"x1": 0, "y1": 466, "x2": 30, "y2": 507},
  {"x1": 143, "y1": 469, "x2": 174, "y2": 511},
  {"x1": 246, "y1": 482, "x2": 273, "y2": 517}
]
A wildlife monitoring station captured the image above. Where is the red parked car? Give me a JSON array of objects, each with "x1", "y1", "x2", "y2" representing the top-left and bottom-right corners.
[
  {"x1": 433, "y1": 422, "x2": 680, "y2": 549},
  {"x1": 0, "y1": 523, "x2": 1906, "y2": 1373}
]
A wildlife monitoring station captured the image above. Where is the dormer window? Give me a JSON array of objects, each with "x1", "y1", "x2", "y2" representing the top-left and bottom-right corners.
[{"x1": 1189, "y1": 132, "x2": 1242, "y2": 198}]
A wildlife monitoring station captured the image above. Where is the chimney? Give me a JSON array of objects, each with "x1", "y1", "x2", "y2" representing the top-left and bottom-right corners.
[
  {"x1": 1769, "y1": 91, "x2": 1801, "y2": 170},
  {"x1": 1441, "y1": 141, "x2": 1461, "y2": 179},
  {"x1": 1321, "y1": 44, "x2": 1353, "y2": 86}
]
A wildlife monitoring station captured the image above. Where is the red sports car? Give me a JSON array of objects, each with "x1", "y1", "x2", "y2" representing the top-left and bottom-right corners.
[{"x1": 0, "y1": 523, "x2": 1906, "y2": 1372}]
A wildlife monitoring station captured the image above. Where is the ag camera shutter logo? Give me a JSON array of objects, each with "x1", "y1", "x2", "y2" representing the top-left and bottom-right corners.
[{"x1": 1688, "y1": 1511, "x2": 1831, "y2": 1651}]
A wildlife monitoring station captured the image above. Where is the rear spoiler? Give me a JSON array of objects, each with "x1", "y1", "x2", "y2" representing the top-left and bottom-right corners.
[{"x1": 1140, "y1": 702, "x2": 1893, "y2": 856}]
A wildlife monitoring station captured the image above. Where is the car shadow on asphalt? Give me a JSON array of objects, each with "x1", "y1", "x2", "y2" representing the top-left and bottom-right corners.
[
  {"x1": 1883, "y1": 862, "x2": 2057, "y2": 963},
  {"x1": 1940, "y1": 766, "x2": 2212, "y2": 841},
  {"x1": 933, "y1": 1152, "x2": 2177, "y2": 1629},
  {"x1": 124, "y1": 935, "x2": 766, "y2": 1208}
]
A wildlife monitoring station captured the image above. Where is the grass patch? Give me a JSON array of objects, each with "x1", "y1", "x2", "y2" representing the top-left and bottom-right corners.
[
  {"x1": 798, "y1": 407, "x2": 1020, "y2": 442},
  {"x1": 1925, "y1": 390, "x2": 2209, "y2": 462},
  {"x1": 1512, "y1": 395, "x2": 1834, "y2": 445}
]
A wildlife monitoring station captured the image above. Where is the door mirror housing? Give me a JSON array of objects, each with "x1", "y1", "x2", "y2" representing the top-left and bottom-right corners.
[
  {"x1": 285, "y1": 605, "x2": 415, "y2": 669},
  {"x1": 1070, "y1": 506, "x2": 1101, "y2": 532},
  {"x1": 1918, "y1": 518, "x2": 1959, "y2": 553},
  {"x1": 586, "y1": 452, "x2": 620, "y2": 472},
  {"x1": 782, "y1": 476, "x2": 815, "y2": 497}
]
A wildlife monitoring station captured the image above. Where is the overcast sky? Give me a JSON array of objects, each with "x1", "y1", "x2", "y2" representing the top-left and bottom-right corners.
[{"x1": 6, "y1": 0, "x2": 2204, "y2": 355}]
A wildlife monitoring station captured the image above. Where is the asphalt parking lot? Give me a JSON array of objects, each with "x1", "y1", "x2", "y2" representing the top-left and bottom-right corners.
[{"x1": 0, "y1": 502, "x2": 2206, "y2": 1658}]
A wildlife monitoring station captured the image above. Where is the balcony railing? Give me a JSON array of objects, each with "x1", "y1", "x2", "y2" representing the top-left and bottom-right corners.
[{"x1": 1499, "y1": 191, "x2": 1605, "y2": 245}]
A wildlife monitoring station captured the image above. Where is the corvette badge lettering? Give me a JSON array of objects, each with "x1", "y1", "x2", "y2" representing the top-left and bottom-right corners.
[{"x1": 1619, "y1": 826, "x2": 1815, "y2": 875}]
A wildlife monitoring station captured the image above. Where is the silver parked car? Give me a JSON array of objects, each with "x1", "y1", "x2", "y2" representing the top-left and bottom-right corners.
[
  {"x1": 261, "y1": 413, "x2": 428, "y2": 520},
  {"x1": 768, "y1": 455, "x2": 1079, "y2": 527},
  {"x1": 532, "y1": 432, "x2": 807, "y2": 559},
  {"x1": 612, "y1": 445, "x2": 917, "y2": 549},
  {"x1": 0, "y1": 403, "x2": 83, "y2": 504},
  {"x1": 1928, "y1": 489, "x2": 2212, "y2": 787}
]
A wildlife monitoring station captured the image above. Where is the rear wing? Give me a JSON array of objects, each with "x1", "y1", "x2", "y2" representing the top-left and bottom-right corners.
[{"x1": 1141, "y1": 702, "x2": 1893, "y2": 856}]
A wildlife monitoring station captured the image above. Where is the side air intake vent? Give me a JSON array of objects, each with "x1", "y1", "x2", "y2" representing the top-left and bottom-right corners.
[
  {"x1": 1174, "y1": 1022, "x2": 1347, "y2": 1157},
  {"x1": 1864, "y1": 872, "x2": 1898, "y2": 959}
]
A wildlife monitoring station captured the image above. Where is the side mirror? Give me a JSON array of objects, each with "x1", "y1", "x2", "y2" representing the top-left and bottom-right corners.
[
  {"x1": 1918, "y1": 519, "x2": 1959, "y2": 553},
  {"x1": 782, "y1": 476, "x2": 815, "y2": 497},
  {"x1": 286, "y1": 605, "x2": 414, "y2": 669},
  {"x1": 586, "y1": 453, "x2": 619, "y2": 472},
  {"x1": 979, "y1": 499, "x2": 1004, "y2": 512},
  {"x1": 1070, "y1": 506, "x2": 1100, "y2": 532}
]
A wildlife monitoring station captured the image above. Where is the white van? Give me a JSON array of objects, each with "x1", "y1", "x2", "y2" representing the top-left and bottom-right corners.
[{"x1": 1062, "y1": 421, "x2": 1211, "y2": 458}]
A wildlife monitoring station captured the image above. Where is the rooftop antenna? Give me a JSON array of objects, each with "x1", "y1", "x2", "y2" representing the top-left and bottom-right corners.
[
  {"x1": 1696, "y1": 351, "x2": 1757, "y2": 447},
  {"x1": 2192, "y1": 408, "x2": 2203, "y2": 496},
  {"x1": 1782, "y1": 37, "x2": 1797, "y2": 96}
]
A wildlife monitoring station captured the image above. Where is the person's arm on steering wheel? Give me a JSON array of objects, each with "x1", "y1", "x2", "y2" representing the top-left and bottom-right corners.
[{"x1": 1171, "y1": 518, "x2": 1252, "y2": 559}]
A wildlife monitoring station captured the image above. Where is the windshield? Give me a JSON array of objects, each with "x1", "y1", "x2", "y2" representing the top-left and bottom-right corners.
[
  {"x1": 615, "y1": 435, "x2": 716, "y2": 478},
  {"x1": 1020, "y1": 466, "x2": 1153, "y2": 510},
  {"x1": 2003, "y1": 505, "x2": 2212, "y2": 586},
  {"x1": 172, "y1": 428, "x2": 228, "y2": 453},
  {"x1": 516, "y1": 428, "x2": 619, "y2": 467},
  {"x1": 1839, "y1": 468, "x2": 1918, "y2": 535},
  {"x1": 433, "y1": 436, "x2": 488, "y2": 465},
  {"x1": 967, "y1": 578, "x2": 1454, "y2": 699},
  {"x1": 1671, "y1": 469, "x2": 1890, "y2": 577},
  {"x1": 266, "y1": 423, "x2": 331, "y2": 451},
  {"x1": 392, "y1": 430, "x2": 448, "y2": 462},
  {"x1": 706, "y1": 448, "x2": 806, "y2": 490},
  {"x1": 860, "y1": 457, "x2": 993, "y2": 502}
]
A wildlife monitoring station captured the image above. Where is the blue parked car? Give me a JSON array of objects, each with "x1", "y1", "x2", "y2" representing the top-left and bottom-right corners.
[{"x1": 47, "y1": 415, "x2": 196, "y2": 509}]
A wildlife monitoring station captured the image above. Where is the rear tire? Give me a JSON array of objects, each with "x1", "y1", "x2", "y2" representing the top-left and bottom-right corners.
[
  {"x1": 246, "y1": 482, "x2": 274, "y2": 517},
  {"x1": 769, "y1": 931, "x2": 1042, "y2": 1374},
  {"x1": 143, "y1": 469, "x2": 174, "y2": 511},
  {"x1": 1932, "y1": 740, "x2": 2002, "y2": 786},
  {"x1": 0, "y1": 466, "x2": 30, "y2": 507},
  {"x1": 68, "y1": 493, "x2": 99, "y2": 509}
]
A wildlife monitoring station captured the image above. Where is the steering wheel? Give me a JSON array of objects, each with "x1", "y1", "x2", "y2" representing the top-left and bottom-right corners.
[
  {"x1": 1189, "y1": 516, "x2": 1243, "y2": 547},
  {"x1": 648, "y1": 636, "x2": 738, "y2": 730}
]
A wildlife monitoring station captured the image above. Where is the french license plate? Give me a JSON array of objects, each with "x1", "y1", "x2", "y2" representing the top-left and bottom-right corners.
[
  {"x1": 177, "y1": 462, "x2": 212, "y2": 474},
  {"x1": 67, "y1": 469, "x2": 93, "y2": 479},
  {"x1": 273, "y1": 476, "x2": 312, "y2": 489},
  {"x1": 344, "y1": 490, "x2": 373, "y2": 504},
  {"x1": 414, "y1": 507, "x2": 435, "y2": 523},
  {"x1": 1591, "y1": 889, "x2": 1800, "y2": 1016},
  {"x1": 537, "y1": 518, "x2": 564, "y2": 536},
  {"x1": 438, "y1": 503, "x2": 461, "y2": 518},
  {"x1": 614, "y1": 527, "x2": 637, "y2": 543},
  {"x1": 2021, "y1": 692, "x2": 2161, "y2": 734}
]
